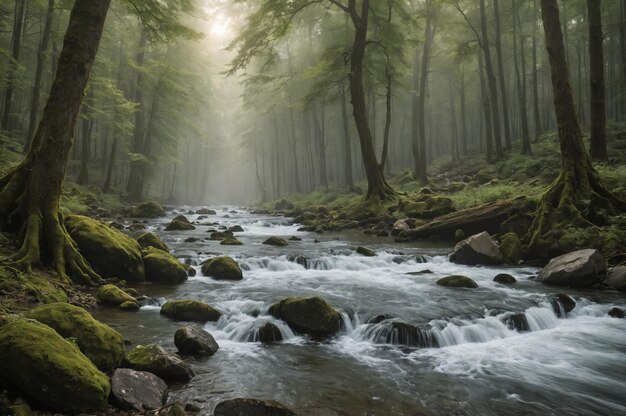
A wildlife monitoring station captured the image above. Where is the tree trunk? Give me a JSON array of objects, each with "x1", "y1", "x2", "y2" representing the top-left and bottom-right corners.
[
  {"x1": 288, "y1": 106, "x2": 302, "y2": 192},
  {"x1": 480, "y1": 0, "x2": 503, "y2": 159},
  {"x1": 478, "y1": 54, "x2": 495, "y2": 162},
  {"x1": 379, "y1": 69, "x2": 392, "y2": 173},
  {"x1": 346, "y1": 0, "x2": 395, "y2": 200},
  {"x1": 527, "y1": 0, "x2": 624, "y2": 250},
  {"x1": 77, "y1": 88, "x2": 94, "y2": 185},
  {"x1": 493, "y1": 0, "x2": 512, "y2": 150},
  {"x1": 1, "y1": 0, "x2": 26, "y2": 134},
  {"x1": 532, "y1": 0, "x2": 543, "y2": 139},
  {"x1": 513, "y1": 0, "x2": 532, "y2": 154},
  {"x1": 416, "y1": 6, "x2": 435, "y2": 182},
  {"x1": 0, "y1": 0, "x2": 112, "y2": 283},
  {"x1": 126, "y1": 30, "x2": 147, "y2": 200},
  {"x1": 411, "y1": 48, "x2": 420, "y2": 177},
  {"x1": 460, "y1": 72, "x2": 468, "y2": 155},
  {"x1": 339, "y1": 81, "x2": 355, "y2": 191},
  {"x1": 588, "y1": 0, "x2": 607, "y2": 161},
  {"x1": 102, "y1": 134, "x2": 117, "y2": 193},
  {"x1": 25, "y1": 0, "x2": 54, "y2": 152}
]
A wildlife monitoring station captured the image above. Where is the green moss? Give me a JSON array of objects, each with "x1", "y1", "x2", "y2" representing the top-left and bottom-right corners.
[
  {"x1": 165, "y1": 219, "x2": 196, "y2": 231},
  {"x1": 262, "y1": 236, "x2": 288, "y2": 246},
  {"x1": 220, "y1": 236, "x2": 243, "y2": 245},
  {"x1": 0, "y1": 267, "x2": 68, "y2": 313},
  {"x1": 0, "y1": 319, "x2": 110, "y2": 414},
  {"x1": 130, "y1": 200, "x2": 166, "y2": 218},
  {"x1": 201, "y1": 256, "x2": 243, "y2": 280},
  {"x1": 142, "y1": 247, "x2": 188, "y2": 284},
  {"x1": 268, "y1": 296, "x2": 341, "y2": 336},
  {"x1": 137, "y1": 232, "x2": 169, "y2": 252},
  {"x1": 160, "y1": 299, "x2": 221, "y2": 322},
  {"x1": 500, "y1": 232, "x2": 523, "y2": 264},
  {"x1": 65, "y1": 215, "x2": 145, "y2": 281},
  {"x1": 119, "y1": 300, "x2": 140, "y2": 311},
  {"x1": 26, "y1": 302, "x2": 125, "y2": 372},
  {"x1": 557, "y1": 226, "x2": 626, "y2": 259},
  {"x1": 97, "y1": 284, "x2": 136, "y2": 306},
  {"x1": 122, "y1": 344, "x2": 194, "y2": 382}
]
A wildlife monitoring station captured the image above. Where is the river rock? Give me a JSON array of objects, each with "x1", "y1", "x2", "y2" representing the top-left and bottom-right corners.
[
  {"x1": 550, "y1": 293, "x2": 576, "y2": 315},
  {"x1": 196, "y1": 208, "x2": 216, "y2": 215},
  {"x1": 263, "y1": 236, "x2": 288, "y2": 246},
  {"x1": 165, "y1": 219, "x2": 196, "y2": 231},
  {"x1": 499, "y1": 232, "x2": 523, "y2": 263},
  {"x1": 450, "y1": 232, "x2": 504, "y2": 265},
  {"x1": 26, "y1": 302, "x2": 125, "y2": 372},
  {"x1": 161, "y1": 300, "x2": 221, "y2": 322},
  {"x1": 110, "y1": 368, "x2": 168, "y2": 412},
  {"x1": 214, "y1": 398, "x2": 296, "y2": 416},
  {"x1": 257, "y1": 322, "x2": 283, "y2": 344},
  {"x1": 143, "y1": 247, "x2": 188, "y2": 283},
  {"x1": 174, "y1": 325, "x2": 219, "y2": 356},
  {"x1": 504, "y1": 313, "x2": 530, "y2": 332},
  {"x1": 122, "y1": 344, "x2": 194, "y2": 383},
  {"x1": 65, "y1": 215, "x2": 145, "y2": 281},
  {"x1": 536, "y1": 249, "x2": 607, "y2": 287},
  {"x1": 493, "y1": 273, "x2": 516, "y2": 284},
  {"x1": 229, "y1": 225, "x2": 245, "y2": 232},
  {"x1": 608, "y1": 307, "x2": 625, "y2": 318},
  {"x1": 0, "y1": 318, "x2": 110, "y2": 414},
  {"x1": 604, "y1": 266, "x2": 626, "y2": 291},
  {"x1": 221, "y1": 236, "x2": 243, "y2": 245},
  {"x1": 146, "y1": 402, "x2": 187, "y2": 416},
  {"x1": 209, "y1": 230, "x2": 233, "y2": 240},
  {"x1": 356, "y1": 246, "x2": 376, "y2": 257},
  {"x1": 120, "y1": 300, "x2": 141, "y2": 311},
  {"x1": 436, "y1": 275, "x2": 478, "y2": 288},
  {"x1": 98, "y1": 284, "x2": 138, "y2": 307},
  {"x1": 130, "y1": 201, "x2": 166, "y2": 218},
  {"x1": 201, "y1": 256, "x2": 243, "y2": 280},
  {"x1": 137, "y1": 232, "x2": 169, "y2": 252},
  {"x1": 269, "y1": 296, "x2": 341, "y2": 336}
]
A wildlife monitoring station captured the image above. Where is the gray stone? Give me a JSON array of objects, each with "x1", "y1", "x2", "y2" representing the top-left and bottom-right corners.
[
  {"x1": 174, "y1": 326, "x2": 219, "y2": 356},
  {"x1": 536, "y1": 249, "x2": 607, "y2": 287},
  {"x1": 450, "y1": 232, "x2": 504, "y2": 265},
  {"x1": 604, "y1": 266, "x2": 626, "y2": 291},
  {"x1": 214, "y1": 398, "x2": 296, "y2": 416},
  {"x1": 110, "y1": 368, "x2": 167, "y2": 412}
]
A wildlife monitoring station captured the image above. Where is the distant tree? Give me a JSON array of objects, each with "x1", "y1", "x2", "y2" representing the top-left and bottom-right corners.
[{"x1": 588, "y1": 0, "x2": 607, "y2": 162}]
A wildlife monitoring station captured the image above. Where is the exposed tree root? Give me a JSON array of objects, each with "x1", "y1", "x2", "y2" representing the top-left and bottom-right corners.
[{"x1": 0, "y1": 167, "x2": 102, "y2": 286}]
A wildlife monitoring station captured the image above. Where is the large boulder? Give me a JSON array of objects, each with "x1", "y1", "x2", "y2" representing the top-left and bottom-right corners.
[
  {"x1": 356, "y1": 246, "x2": 376, "y2": 257},
  {"x1": 160, "y1": 300, "x2": 221, "y2": 322},
  {"x1": 165, "y1": 219, "x2": 196, "y2": 231},
  {"x1": 196, "y1": 208, "x2": 216, "y2": 215},
  {"x1": 201, "y1": 256, "x2": 243, "y2": 280},
  {"x1": 174, "y1": 325, "x2": 219, "y2": 356},
  {"x1": 536, "y1": 249, "x2": 607, "y2": 287},
  {"x1": 605, "y1": 266, "x2": 626, "y2": 291},
  {"x1": 110, "y1": 368, "x2": 168, "y2": 412},
  {"x1": 436, "y1": 275, "x2": 478, "y2": 288},
  {"x1": 257, "y1": 322, "x2": 283, "y2": 344},
  {"x1": 450, "y1": 231, "x2": 504, "y2": 265},
  {"x1": 493, "y1": 273, "x2": 516, "y2": 284},
  {"x1": 399, "y1": 195, "x2": 456, "y2": 219},
  {"x1": 263, "y1": 236, "x2": 288, "y2": 247},
  {"x1": 221, "y1": 236, "x2": 243, "y2": 246},
  {"x1": 269, "y1": 296, "x2": 341, "y2": 336},
  {"x1": 142, "y1": 247, "x2": 188, "y2": 284},
  {"x1": 137, "y1": 232, "x2": 169, "y2": 252},
  {"x1": 98, "y1": 284, "x2": 138, "y2": 307},
  {"x1": 122, "y1": 344, "x2": 194, "y2": 383},
  {"x1": 499, "y1": 232, "x2": 523, "y2": 264},
  {"x1": 214, "y1": 398, "x2": 296, "y2": 416},
  {"x1": 65, "y1": 215, "x2": 145, "y2": 281},
  {"x1": 0, "y1": 318, "x2": 110, "y2": 414},
  {"x1": 26, "y1": 302, "x2": 125, "y2": 372},
  {"x1": 130, "y1": 201, "x2": 166, "y2": 218}
]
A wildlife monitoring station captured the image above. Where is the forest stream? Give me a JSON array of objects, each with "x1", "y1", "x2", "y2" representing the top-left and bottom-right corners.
[{"x1": 92, "y1": 208, "x2": 626, "y2": 416}]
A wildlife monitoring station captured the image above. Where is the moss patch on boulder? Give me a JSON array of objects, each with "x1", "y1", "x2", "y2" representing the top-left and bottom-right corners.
[
  {"x1": 130, "y1": 201, "x2": 166, "y2": 218},
  {"x1": 436, "y1": 275, "x2": 478, "y2": 288},
  {"x1": 122, "y1": 344, "x2": 194, "y2": 383},
  {"x1": 0, "y1": 267, "x2": 68, "y2": 313},
  {"x1": 137, "y1": 232, "x2": 169, "y2": 252},
  {"x1": 160, "y1": 300, "x2": 221, "y2": 322},
  {"x1": 26, "y1": 302, "x2": 125, "y2": 372},
  {"x1": 0, "y1": 318, "x2": 110, "y2": 414},
  {"x1": 201, "y1": 256, "x2": 243, "y2": 280},
  {"x1": 165, "y1": 219, "x2": 196, "y2": 231},
  {"x1": 499, "y1": 232, "x2": 523, "y2": 264},
  {"x1": 65, "y1": 215, "x2": 145, "y2": 281},
  {"x1": 142, "y1": 247, "x2": 188, "y2": 284},
  {"x1": 263, "y1": 236, "x2": 288, "y2": 246},
  {"x1": 220, "y1": 236, "x2": 243, "y2": 245},
  {"x1": 268, "y1": 296, "x2": 341, "y2": 336},
  {"x1": 98, "y1": 284, "x2": 137, "y2": 307}
]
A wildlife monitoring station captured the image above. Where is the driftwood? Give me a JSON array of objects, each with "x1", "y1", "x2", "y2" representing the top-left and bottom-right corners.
[{"x1": 396, "y1": 199, "x2": 522, "y2": 241}]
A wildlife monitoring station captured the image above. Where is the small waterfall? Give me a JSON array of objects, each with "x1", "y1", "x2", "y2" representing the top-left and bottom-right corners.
[{"x1": 212, "y1": 313, "x2": 295, "y2": 343}]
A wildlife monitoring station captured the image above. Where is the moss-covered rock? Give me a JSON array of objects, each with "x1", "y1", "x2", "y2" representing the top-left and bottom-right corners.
[
  {"x1": 142, "y1": 247, "x2": 188, "y2": 284},
  {"x1": 65, "y1": 215, "x2": 145, "y2": 281},
  {"x1": 122, "y1": 344, "x2": 194, "y2": 383},
  {"x1": 499, "y1": 232, "x2": 523, "y2": 264},
  {"x1": 0, "y1": 267, "x2": 68, "y2": 312},
  {"x1": 268, "y1": 296, "x2": 341, "y2": 336},
  {"x1": 137, "y1": 232, "x2": 169, "y2": 252},
  {"x1": 120, "y1": 300, "x2": 140, "y2": 311},
  {"x1": 436, "y1": 275, "x2": 478, "y2": 288},
  {"x1": 398, "y1": 195, "x2": 456, "y2": 219},
  {"x1": 26, "y1": 302, "x2": 125, "y2": 372},
  {"x1": 209, "y1": 231, "x2": 233, "y2": 240},
  {"x1": 201, "y1": 256, "x2": 243, "y2": 280},
  {"x1": 0, "y1": 319, "x2": 110, "y2": 413},
  {"x1": 98, "y1": 284, "x2": 137, "y2": 306},
  {"x1": 196, "y1": 208, "x2": 216, "y2": 215},
  {"x1": 356, "y1": 246, "x2": 376, "y2": 257},
  {"x1": 220, "y1": 236, "x2": 243, "y2": 245},
  {"x1": 160, "y1": 300, "x2": 221, "y2": 322},
  {"x1": 493, "y1": 273, "x2": 517, "y2": 284},
  {"x1": 165, "y1": 219, "x2": 196, "y2": 231},
  {"x1": 263, "y1": 236, "x2": 288, "y2": 246},
  {"x1": 130, "y1": 201, "x2": 166, "y2": 218}
]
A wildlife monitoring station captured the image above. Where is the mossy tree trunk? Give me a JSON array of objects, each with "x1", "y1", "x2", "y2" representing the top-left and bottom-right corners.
[
  {"x1": 527, "y1": 0, "x2": 625, "y2": 250},
  {"x1": 0, "y1": 0, "x2": 112, "y2": 284}
]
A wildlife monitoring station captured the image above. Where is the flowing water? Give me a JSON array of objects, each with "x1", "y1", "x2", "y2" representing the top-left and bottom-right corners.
[{"x1": 94, "y1": 208, "x2": 626, "y2": 416}]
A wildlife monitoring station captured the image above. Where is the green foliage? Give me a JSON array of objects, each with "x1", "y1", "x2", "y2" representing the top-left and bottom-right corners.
[{"x1": 125, "y1": 0, "x2": 201, "y2": 42}]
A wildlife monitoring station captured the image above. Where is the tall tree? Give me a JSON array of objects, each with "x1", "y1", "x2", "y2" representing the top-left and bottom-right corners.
[
  {"x1": 0, "y1": 0, "x2": 112, "y2": 282},
  {"x1": 493, "y1": 0, "x2": 512, "y2": 150},
  {"x1": 588, "y1": 0, "x2": 607, "y2": 161},
  {"x1": 1, "y1": 0, "x2": 26, "y2": 134},
  {"x1": 513, "y1": 0, "x2": 531, "y2": 154},
  {"x1": 527, "y1": 0, "x2": 624, "y2": 250}
]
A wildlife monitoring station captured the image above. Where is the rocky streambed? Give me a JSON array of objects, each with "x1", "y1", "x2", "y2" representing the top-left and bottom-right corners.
[{"x1": 83, "y1": 206, "x2": 626, "y2": 416}]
